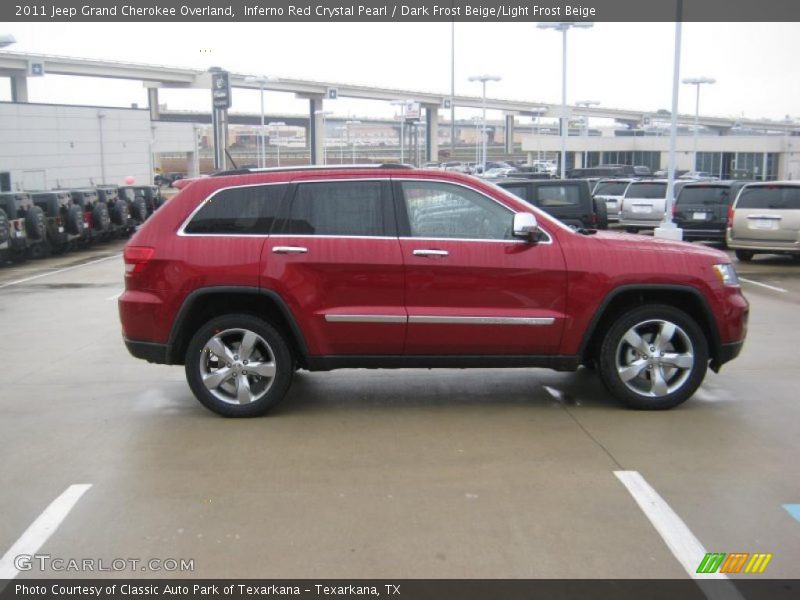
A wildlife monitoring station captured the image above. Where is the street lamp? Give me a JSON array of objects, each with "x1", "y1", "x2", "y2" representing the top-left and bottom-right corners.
[
  {"x1": 268, "y1": 121, "x2": 285, "y2": 166},
  {"x1": 537, "y1": 22, "x2": 593, "y2": 179},
  {"x1": 245, "y1": 75, "x2": 278, "y2": 168},
  {"x1": 468, "y1": 74, "x2": 501, "y2": 171},
  {"x1": 345, "y1": 120, "x2": 361, "y2": 164},
  {"x1": 0, "y1": 34, "x2": 16, "y2": 48},
  {"x1": 471, "y1": 116, "x2": 482, "y2": 170},
  {"x1": 575, "y1": 100, "x2": 599, "y2": 168},
  {"x1": 314, "y1": 110, "x2": 333, "y2": 165},
  {"x1": 529, "y1": 107, "x2": 548, "y2": 165},
  {"x1": 390, "y1": 100, "x2": 412, "y2": 163},
  {"x1": 682, "y1": 76, "x2": 716, "y2": 172}
]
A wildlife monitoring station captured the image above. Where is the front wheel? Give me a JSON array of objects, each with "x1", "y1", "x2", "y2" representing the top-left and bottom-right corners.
[
  {"x1": 598, "y1": 305, "x2": 708, "y2": 410},
  {"x1": 735, "y1": 250, "x2": 754, "y2": 262},
  {"x1": 185, "y1": 314, "x2": 294, "y2": 417}
]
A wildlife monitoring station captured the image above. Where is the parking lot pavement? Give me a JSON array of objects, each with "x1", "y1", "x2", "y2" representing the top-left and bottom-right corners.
[{"x1": 0, "y1": 251, "x2": 798, "y2": 580}]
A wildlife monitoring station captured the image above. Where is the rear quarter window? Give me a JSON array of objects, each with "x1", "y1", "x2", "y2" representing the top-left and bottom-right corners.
[
  {"x1": 499, "y1": 184, "x2": 531, "y2": 202},
  {"x1": 184, "y1": 184, "x2": 287, "y2": 235},
  {"x1": 536, "y1": 185, "x2": 581, "y2": 208}
]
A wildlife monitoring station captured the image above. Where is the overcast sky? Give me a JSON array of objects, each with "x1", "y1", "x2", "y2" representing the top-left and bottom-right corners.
[{"x1": 1, "y1": 22, "x2": 798, "y2": 124}]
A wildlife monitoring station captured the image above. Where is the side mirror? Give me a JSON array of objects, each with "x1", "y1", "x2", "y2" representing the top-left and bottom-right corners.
[{"x1": 513, "y1": 212, "x2": 539, "y2": 242}]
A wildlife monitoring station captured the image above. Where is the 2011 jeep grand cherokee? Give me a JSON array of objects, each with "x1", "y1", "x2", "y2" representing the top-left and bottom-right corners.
[{"x1": 119, "y1": 165, "x2": 748, "y2": 417}]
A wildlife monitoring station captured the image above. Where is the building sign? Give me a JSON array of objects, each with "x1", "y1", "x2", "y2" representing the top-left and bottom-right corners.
[{"x1": 211, "y1": 70, "x2": 231, "y2": 110}]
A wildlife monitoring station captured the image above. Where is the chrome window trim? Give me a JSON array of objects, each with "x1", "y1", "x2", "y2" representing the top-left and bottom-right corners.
[
  {"x1": 270, "y1": 234, "x2": 398, "y2": 241},
  {"x1": 177, "y1": 181, "x2": 289, "y2": 237},
  {"x1": 394, "y1": 177, "x2": 556, "y2": 243}
]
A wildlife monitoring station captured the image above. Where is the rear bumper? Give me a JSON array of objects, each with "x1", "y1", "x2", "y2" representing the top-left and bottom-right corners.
[{"x1": 124, "y1": 338, "x2": 169, "y2": 364}]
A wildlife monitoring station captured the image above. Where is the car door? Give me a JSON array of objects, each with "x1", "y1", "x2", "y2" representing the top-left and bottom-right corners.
[
  {"x1": 395, "y1": 178, "x2": 567, "y2": 356},
  {"x1": 262, "y1": 178, "x2": 406, "y2": 356}
]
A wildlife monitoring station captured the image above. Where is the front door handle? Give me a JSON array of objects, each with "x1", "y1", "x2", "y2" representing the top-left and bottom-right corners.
[
  {"x1": 273, "y1": 246, "x2": 308, "y2": 254},
  {"x1": 413, "y1": 249, "x2": 449, "y2": 257}
]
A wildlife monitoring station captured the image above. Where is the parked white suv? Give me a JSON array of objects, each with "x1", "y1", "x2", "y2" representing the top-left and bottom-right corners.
[
  {"x1": 619, "y1": 179, "x2": 691, "y2": 232},
  {"x1": 727, "y1": 181, "x2": 800, "y2": 261}
]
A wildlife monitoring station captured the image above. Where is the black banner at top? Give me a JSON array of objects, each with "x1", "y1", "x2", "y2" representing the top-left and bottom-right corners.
[{"x1": 3, "y1": 0, "x2": 800, "y2": 22}]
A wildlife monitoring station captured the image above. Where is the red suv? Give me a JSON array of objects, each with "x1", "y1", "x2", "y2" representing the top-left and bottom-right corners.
[{"x1": 119, "y1": 165, "x2": 748, "y2": 416}]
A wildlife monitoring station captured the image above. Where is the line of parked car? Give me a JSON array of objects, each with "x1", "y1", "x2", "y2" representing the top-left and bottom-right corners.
[
  {"x1": 0, "y1": 185, "x2": 164, "y2": 265},
  {"x1": 589, "y1": 177, "x2": 800, "y2": 261}
]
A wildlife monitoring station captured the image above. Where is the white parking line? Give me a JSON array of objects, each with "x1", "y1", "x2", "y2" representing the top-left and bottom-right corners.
[
  {"x1": 614, "y1": 471, "x2": 744, "y2": 600},
  {"x1": 739, "y1": 277, "x2": 788, "y2": 293},
  {"x1": 0, "y1": 484, "x2": 92, "y2": 579},
  {"x1": 0, "y1": 254, "x2": 122, "y2": 290}
]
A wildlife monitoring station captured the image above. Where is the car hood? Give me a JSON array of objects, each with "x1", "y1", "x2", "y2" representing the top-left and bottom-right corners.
[{"x1": 590, "y1": 230, "x2": 729, "y2": 262}]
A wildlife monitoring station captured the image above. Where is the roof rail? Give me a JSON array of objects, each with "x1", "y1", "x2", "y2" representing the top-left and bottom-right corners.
[{"x1": 210, "y1": 163, "x2": 413, "y2": 177}]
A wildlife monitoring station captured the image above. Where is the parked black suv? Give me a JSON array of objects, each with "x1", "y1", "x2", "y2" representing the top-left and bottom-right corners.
[
  {"x1": 96, "y1": 186, "x2": 134, "y2": 236},
  {"x1": 493, "y1": 178, "x2": 608, "y2": 230},
  {"x1": 119, "y1": 186, "x2": 150, "y2": 225},
  {"x1": 31, "y1": 191, "x2": 84, "y2": 254},
  {"x1": 0, "y1": 192, "x2": 47, "y2": 259},
  {"x1": 124, "y1": 185, "x2": 163, "y2": 216},
  {"x1": 673, "y1": 181, "x2": 752, "y2": 245},
  {"x1": 70, "y1": 188, "x2": 111, "y2": 244}
]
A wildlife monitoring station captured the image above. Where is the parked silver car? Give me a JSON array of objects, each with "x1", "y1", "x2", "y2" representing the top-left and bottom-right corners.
[
  {"x1": 592, "y1": 178, "x2": 634, "y2": 223},
  {"x1": 727, "y1": 181, "x2": 800, "y2": 261},
  {"x1": 618, "y1": 179, "x2": 691, "y2": 231}
]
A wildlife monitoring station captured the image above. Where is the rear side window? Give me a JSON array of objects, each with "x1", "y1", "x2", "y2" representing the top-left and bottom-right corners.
[
  {"x1": 499, "y1": 184, "x2": 530, "y2": 202},
  {"x1": 184, "y1": 184, "x2": 287, "y2": 235},
  {"x1": 676, "y1": 187, "x2": 729, "y2": 206},
  {"x1": 625, "y1": 183, "x2": 666, "y2": 199},
  {"x1": 736, "y1": 186, "x2": 800, "y2": 210},
  {"x1": 536, "y1": 185, "x2": 581, "y2": 208},
  {"x1": 287, "y1": 181, "x2": 389, "y2": 236}
]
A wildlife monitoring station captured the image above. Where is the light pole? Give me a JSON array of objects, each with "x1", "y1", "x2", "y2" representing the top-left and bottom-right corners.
[
  {"x1": 390, "y1": 100, "x2": 411, "y2": 163},
  {"x1": 575, "y1": 100, "x2": 599, "y2": 168},
  {"x1": 471, "y1": 116, "x2": 481, "y2": 170},
  {"x1": 537, "y1": 22, "x2": 593, "y2": 179},
  {"x1": 682, "y1": 76, "x2": 715, "y2": 172},
  {"x1": 530, "y1": 107, "x2": 547, "y2": 165},
  {"x1": 268, "y1": 121, "x2": 285, "y2": 166},
  {"x1": 314, "y1": 110, "x2": 333, "y2": 165},
  {"x1": 346, "y1": 120, "x2": 361, "y2": 164},
  {"x1": 468, "y1": 74, "x2": 501, "y2": 171},
  {"x1": 245, "y1": 75, "x2": 277, "y2": 168}
]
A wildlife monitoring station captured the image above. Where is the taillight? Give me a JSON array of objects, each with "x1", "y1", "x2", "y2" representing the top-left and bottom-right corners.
[
  {"x1": 56, "y1": 216, "x2": 63, "y2": 226},
  {"x1": 727, "y1": 206, "x2": 734, "y2": 228},
  {"x1": 124, "y1": 246, "x2": 155, "y2": 275}
]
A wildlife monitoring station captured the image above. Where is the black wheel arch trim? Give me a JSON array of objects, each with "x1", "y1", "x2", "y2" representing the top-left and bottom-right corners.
[
  {"x1": 166, "y1": 286, "x2": 311, "y2": 365},
  {"x1": 578, "y1": 284, "x2": 723, "y2": 366}
]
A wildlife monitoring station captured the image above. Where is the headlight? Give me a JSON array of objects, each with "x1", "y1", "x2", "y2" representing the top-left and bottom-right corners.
[{"x1": 712, "y1": 263, "x2": 739, "y2": 286}]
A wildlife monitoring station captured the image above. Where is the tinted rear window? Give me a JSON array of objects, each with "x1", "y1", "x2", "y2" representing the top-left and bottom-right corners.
[
  {"x1": 594, "y1": 181, "x2": 629, "y2": 196},
  {"x1": 287, "y1": 181, "x2": 388, "y2": 236},
  {"x1": 736, "y1": 186, "x2": 800, "y2": 210},
  {"x1": 625, "y1": 183, "x2": 666, "y2": 199},
  {"x1": 537, "y1": 185, "x2": 581, "y2": 208},
  {"x1": 185, "y1": 184, "x2": 287, "y2": 234},
  {"x1": 499, "y1": 184, "x2": 530, "y2": 202},
  {"x1": 676, "y1": 187, "x2": 730, "y2": 206}
]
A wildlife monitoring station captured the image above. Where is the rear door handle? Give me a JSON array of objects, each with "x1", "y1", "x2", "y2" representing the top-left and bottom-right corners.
[
  {"x1": 413, "y1": 249, "x2": 449, "y2": 257},
  {"x1": 273, "y1": 246, "x2": 308, "y2": 254}
]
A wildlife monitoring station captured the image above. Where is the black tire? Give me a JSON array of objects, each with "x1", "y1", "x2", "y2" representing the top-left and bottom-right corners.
[
  {"x1": 110, "y1": 201, "x2": 130, "y2": 226},
  {"x1": 0, "y1": 208, "x2": 9, "y2": 245},
  {"x1": 25, "y1": 206, "x2": 46, "y2": 240},
  {"x1": 185, "y1": 314, "x2": 294, "y2": 417},
  {"x1": 132, "y1": 198, "x2": 148, "y2": 224},
  {"x1": 66, "y1": 205, "x2": 83, "y2": 236},
  {"x1": 625, "y1": 227, "x2": 639, "y2": 234},
  {"x1": 92, "y1": 203, "x2": 111, "y2": 232},
  {"x1": 735, "y1": 250, "x2": 754, "y2": 262},
  {"x1": 597, "y1": 304, "x2": 708, "y2": 410}
]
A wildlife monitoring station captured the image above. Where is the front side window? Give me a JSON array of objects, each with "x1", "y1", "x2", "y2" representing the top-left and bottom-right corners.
[
  {"x1": 287, "y1": 181, "x2": 387, "y2": 236},
  {"x1": 401, "y1": 181, "x2": 514, "y2": 240},
  {"x1": 184, "y1": 184, "x2": 287, "y2": 234}
]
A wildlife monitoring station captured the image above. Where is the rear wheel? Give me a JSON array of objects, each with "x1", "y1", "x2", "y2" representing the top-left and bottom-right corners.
[
  {"x1": 598, "y1": 305, "x2": 708, "y2": 410},
  {"x1": 735, "y1": 250, "x2": 754, "y2": 262},
  {"x1": 0, "y1": 208, "x2": 9, "y2": 246},
  {"x1": 185, "y1": 314, "x2": 294, "y2": 417}
]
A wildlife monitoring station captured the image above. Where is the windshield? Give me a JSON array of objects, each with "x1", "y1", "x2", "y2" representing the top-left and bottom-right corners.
[
  {"x1": 625, "y1": 182, "x2": 667, "y2": 199},
  {"x1": 736, "y1": 186, "x2": 800, "y2": 209},
  {"x1": 594, "y1": 181, "x2": 630, "y2": 196},
  {"x1": 676, "y1": 187, "x2": 729, "y2": 206}
]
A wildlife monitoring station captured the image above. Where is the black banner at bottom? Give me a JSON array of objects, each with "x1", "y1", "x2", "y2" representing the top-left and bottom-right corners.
[{"x1": 2, "y1": 580, "x2": 800, "y2": 600}]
